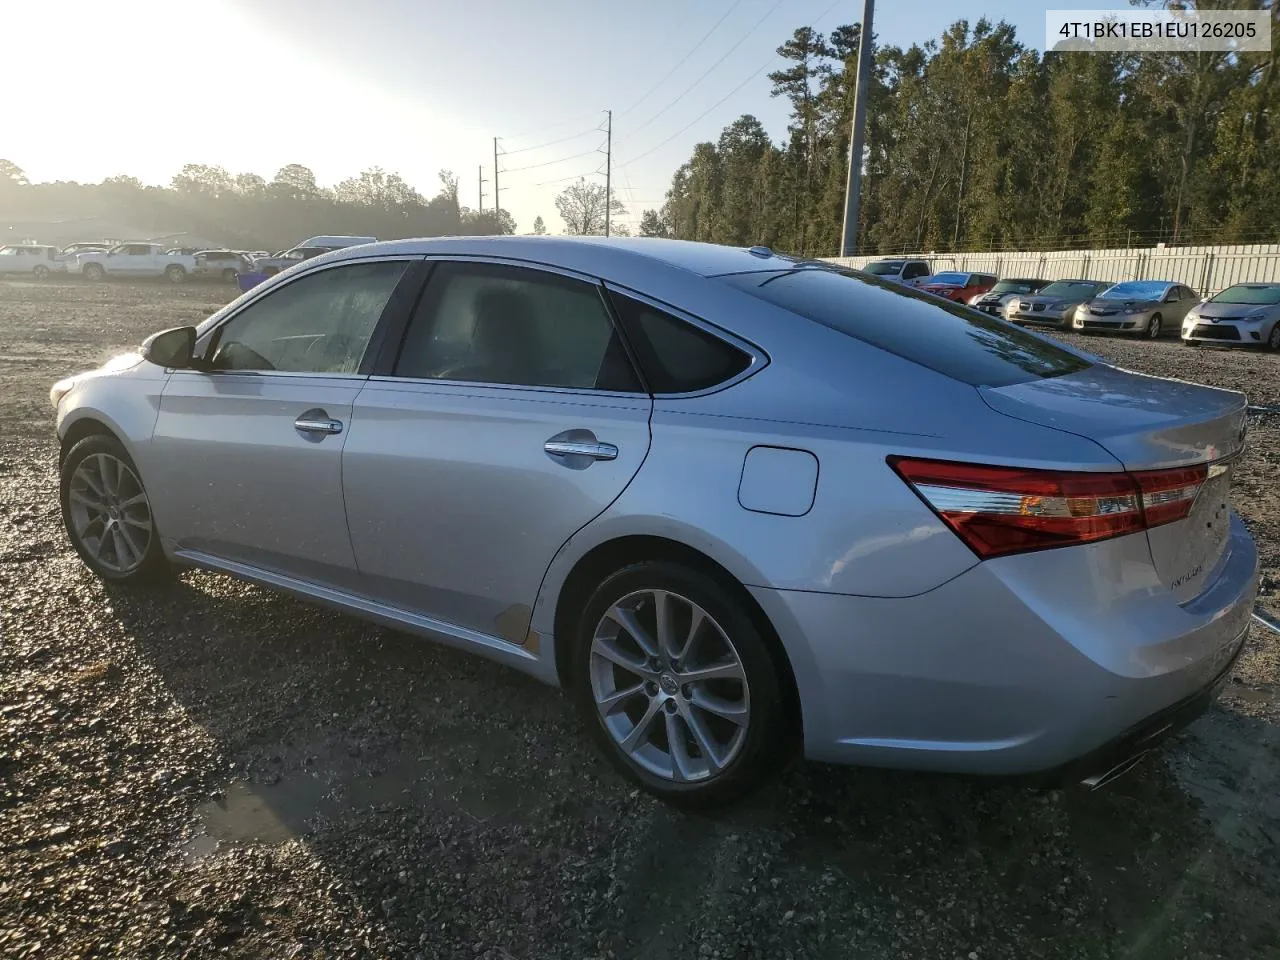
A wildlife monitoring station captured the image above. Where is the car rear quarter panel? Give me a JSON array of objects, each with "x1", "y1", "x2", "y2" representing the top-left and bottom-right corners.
[{"x1": 530, "y1": 302, "x2": 1125, "y2": 682}]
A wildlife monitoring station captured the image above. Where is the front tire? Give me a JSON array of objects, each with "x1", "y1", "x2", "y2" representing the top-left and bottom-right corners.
[
  {"x1": 221, "y1": 267, "x2": 238, "y2": 282},
  {"x1": 571, "y1": 561, "x2": 790, "y2": 807},
  {"x1": 1146, "y1": 313, "x2": 1163, "y2": 339},
  {"x1": 60, "y1": 435, "x2": 169, "y2": 583},
  {"x1": 33, "y1": 264, "x2": 50, "y2": 280},
  {"x1": 1267, "y1": 323, "x2": 1280, "y2": 352},
  {"x1": 83, "y1": 263, "x2": 105, "y2": 283},
  {"x1": 165, "y1": 264, "x2": 186, "y2": 284}
]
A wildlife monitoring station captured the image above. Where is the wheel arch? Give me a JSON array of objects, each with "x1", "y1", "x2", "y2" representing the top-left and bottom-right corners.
[
  {"x1": 59, "y1": 415, "x2": 123, "y2": 464},
  {"x1": 546, "y1": 531, "x2": 803, "y2": 743}
]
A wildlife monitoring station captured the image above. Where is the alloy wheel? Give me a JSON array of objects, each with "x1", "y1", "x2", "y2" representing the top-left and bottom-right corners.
[
  {"x1": 1148, "y1": 314, "x2": 1162, "y2": 339},
  {"x1": 67, "y1": 453, "x2": 153, "y2": 575},
  {"x1": 589, "y1": 589, "x2": 750, "y2": 783}
]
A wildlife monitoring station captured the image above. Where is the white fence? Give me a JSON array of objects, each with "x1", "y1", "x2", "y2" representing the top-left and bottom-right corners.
[{"x1": 824, "y1": 243, "x2": 1280, "y2": 296}]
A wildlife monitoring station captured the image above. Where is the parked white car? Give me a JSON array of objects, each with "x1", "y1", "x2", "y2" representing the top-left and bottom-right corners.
[
  {"x1": 0, "y1": 244, "x2": 66, "y2": 279},
  {"x1": 66, "y1": 243, "x2": 196, "y2": 283}
]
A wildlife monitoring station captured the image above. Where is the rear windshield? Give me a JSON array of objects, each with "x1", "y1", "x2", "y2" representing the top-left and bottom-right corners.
[
  {"x1": 1210, "y1": 284, "x2": 1280, "y2": 306},
  {"x1": 863, "y1": 261, "x2": 904, "y2": 276},
  {"x1": 719, "y1": 268, "x2": 1090, "y2": 388}
]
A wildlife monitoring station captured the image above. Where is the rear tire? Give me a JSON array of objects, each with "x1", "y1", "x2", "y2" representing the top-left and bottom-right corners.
[
  {"x1": 60, "y1": 435, "x2": 170, "y2": 583},
  {"x1": 165, "y1": 264, "x2": 186, "y2": 284},
  {"x1": 221, "y1": 267, "x2": 238, "y2": 282},
  {"x1": 33, "y1": 264, "x2": 50, "y2": 280},
  {"x1": 570, "y1": 560, "x2": 791, "y2": 808}
]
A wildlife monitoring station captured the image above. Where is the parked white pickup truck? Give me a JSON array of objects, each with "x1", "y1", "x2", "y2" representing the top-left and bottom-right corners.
[{"x1": 65, "y1": 243, "x2": 196, "y2": 283}]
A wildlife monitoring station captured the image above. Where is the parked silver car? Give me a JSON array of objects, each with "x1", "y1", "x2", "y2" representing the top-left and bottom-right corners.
[
  {"x1": 1072, "y1": 280, "x2": 1199, "y2": 338},
  {"x1": 1005, "y1": 279, "x2": 1110, "y2": 329},
  {"x1": 1181, "y1": 283, "x2": 1280, "y2": 349},
  {"x1": 49, "y1": 237, "x2": 1257, "y2": 805}
]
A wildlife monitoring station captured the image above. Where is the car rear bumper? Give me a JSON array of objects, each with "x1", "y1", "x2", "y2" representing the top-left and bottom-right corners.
[{"x1": 751, "y1": 512, "x2": 1258, "y2": 777}]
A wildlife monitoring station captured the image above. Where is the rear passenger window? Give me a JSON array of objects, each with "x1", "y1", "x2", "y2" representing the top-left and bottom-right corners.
[
  {"x1": 608, "y1": 291, "x2": 752, "y2": 394},
  {"x1": 394, "y1": 261, "x2": 641, "y2": 392}
]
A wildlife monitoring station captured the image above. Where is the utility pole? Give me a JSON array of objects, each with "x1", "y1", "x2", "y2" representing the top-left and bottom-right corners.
[
  {"x1": 478, "y1": 165, "x2": 487, "y2": 212},
  {"x1": 604, "y1": 109, "x2": 613, "y2": 238},
  {"x1": 839, "y1": 0, "x2": 875, "y2": 258},
  {"x1": 493, "y1": 137, "x2": 500, "y2": 219}
]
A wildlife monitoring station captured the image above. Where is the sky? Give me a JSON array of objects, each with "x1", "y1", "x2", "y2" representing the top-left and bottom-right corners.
[{"x1": 5, "y1": 0, "x2": 1071, "y2": 236}]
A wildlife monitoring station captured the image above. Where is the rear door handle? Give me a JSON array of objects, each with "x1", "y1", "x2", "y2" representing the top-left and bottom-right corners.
[
  {"x1": 295, "y1": 415, "x2": 344, "y2": 435},
  {"x1": 544, "y1": 440, "x2": 618, "y2": 461}
]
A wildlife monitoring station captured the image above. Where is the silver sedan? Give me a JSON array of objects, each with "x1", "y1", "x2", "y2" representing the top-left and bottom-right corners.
[
  {"x1": 50, "y1": 237, "x2": 1258, "y2": 806},
  {"x1": 1181, "y1": 283, "x2": 1280, "y2": 349},
  {"x1": 1071, "y1": 280, "x2": 1200, "y2": 338}
]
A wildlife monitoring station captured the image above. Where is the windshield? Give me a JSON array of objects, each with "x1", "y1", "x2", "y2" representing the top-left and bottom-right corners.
[
  {"x1": 0, "y1": 246, "x2": 17, "y2": 255},
  {"x1": 990, "y1": 280, "x2": 1037, "y2": 295},
  {"x1": 1210, "y1": 284, "x2": 1280, "y2": 306},
  {"x1": 1039, "y1": 281, "x2": 1100, "y2": 297},
  {"x1": 1099, "y1": 280, "x2": 1168, "y2": 300},
  {"x1": 863, "y1": 261, "x2": 905, "y2": 276},
  {"x1": 927, "y1": 272, "x2": 969, "y2": 285},
  {"x1": 719, "y1": 267, "x2": 1089, "y2": 388}
]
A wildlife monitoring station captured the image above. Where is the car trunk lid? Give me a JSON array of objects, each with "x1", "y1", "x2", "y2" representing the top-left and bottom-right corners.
[{"x1": 980, "y1": 364, "x2": 1247, "y2": 601}]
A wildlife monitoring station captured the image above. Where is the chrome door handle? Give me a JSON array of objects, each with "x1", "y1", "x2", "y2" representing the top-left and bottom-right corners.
[
  {"x1": 544, "y1": 440, "x2": 618, "y2": 461},
  {"x1": 294, "y1": 416, "x2": 344, "y2": 435}
]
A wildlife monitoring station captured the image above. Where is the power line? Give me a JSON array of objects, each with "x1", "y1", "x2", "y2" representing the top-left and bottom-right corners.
[
  {"x1": 617, "y1": 0, "x2": 787, "y2": 147},
  {"x1": 500, "y1": 145, "x2": 604, "y2": 174},
  {"x1": 617, "y1": 0, "x2": 749, "y2": 118},
  {"x1": 537, "y1": 166, "x2": 605, "y2": 187},
  {"x1": 501, "y1": 109, "x2": 609, "y2": 142},
  {"x1": 500, "y1": 125, "x2": 604, "y2": 156},
  {"x1": 618, "y1": 0, "x2": 845, "y2": 167}
]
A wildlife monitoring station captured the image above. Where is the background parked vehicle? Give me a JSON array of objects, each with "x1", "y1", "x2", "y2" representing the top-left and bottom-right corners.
[
  {"x1": 0, "y1": 244, "x2": 65, "y2": 279},
  {"x1": 968, "y1": 277, "x2": 1049, "y2": 315},
  {"x1": 60, "y1": 242, "x2": 112, "y2": 257},
  {"x1": 64, "y1": 243, "x2": 197, "y2": 283},
  {"x1": 1072, "y1": 280, "x2": 1199, "y2": 339},
  {"x1": 251, "y1": 236, "x2": 378, "y2": 276},
  {"x1": 193, "y1": 250, "x2": 252, "y2": 282},
  {"x1": 1005, "y1": 279, "x2": 1111, "y2": 329},
  {"x1": 860, "y1": 258, "x2": 932, "y2": 286},
  {"x1": 916, "y1": 271, "x2": 997, "y2": 303},
  {"x1": 1181, "y1": 283, "x2": 1280, "y2": 350}
]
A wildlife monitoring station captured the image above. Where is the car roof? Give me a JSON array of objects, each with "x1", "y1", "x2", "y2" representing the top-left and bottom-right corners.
[{"x1": 320, "y1": 235, "x2": 815, "y2": 279}]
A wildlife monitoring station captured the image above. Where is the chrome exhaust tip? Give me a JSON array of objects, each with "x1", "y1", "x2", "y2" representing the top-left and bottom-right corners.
[{"x1": 1081, "y1": 750, "x2": 1150, "y2": 790}]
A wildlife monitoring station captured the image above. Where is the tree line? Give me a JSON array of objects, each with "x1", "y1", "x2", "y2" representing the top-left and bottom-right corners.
[
  {"x1": 642, "y1": 4, "x2": 1279, "y2": 256},
  {"x1": 0, "y1": 160, "x2": 521, "y2": 250}
]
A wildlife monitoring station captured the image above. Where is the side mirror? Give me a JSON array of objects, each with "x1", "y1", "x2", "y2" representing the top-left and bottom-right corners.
[{"x1": 142, "y1": 326, "x2": 197, "y2": 369}]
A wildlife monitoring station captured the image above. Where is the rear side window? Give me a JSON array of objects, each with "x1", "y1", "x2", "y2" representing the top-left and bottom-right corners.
[
  {"x1": 719, "y1": 268, "x2": 1090, "y2": 388},
  {"x1": 608, "y1": 291, "x2": 751, "y2": 394}
]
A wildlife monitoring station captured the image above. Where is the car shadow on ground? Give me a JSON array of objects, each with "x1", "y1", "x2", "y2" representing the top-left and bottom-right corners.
[{"x1": 98, "y1": 571, "x2": 1280, "y2": 960}]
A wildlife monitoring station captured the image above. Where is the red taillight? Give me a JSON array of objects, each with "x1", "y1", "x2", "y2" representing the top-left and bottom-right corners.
[{"x1": 889, "y1": 457, "x2": 1209, "y2": 560}]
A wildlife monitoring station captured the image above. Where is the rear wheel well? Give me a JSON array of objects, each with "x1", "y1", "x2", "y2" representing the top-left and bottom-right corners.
[
  {"x1": 60, "y1": 418, "x2": 116, "y2": 464},
  {"x1": 552, "y1": 534, "x2": 802, "y2": 741}
]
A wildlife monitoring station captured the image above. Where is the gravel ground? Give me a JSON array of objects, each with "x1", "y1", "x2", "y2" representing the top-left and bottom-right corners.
[{"x1": 1, "y1": 279, "x2": 1278, "y2": 960}]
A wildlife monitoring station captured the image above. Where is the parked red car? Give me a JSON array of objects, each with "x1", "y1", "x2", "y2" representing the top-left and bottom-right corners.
[{"x1": 917, "y1": 271, "x2": 998, "y2": 303}]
